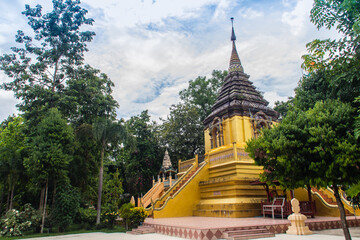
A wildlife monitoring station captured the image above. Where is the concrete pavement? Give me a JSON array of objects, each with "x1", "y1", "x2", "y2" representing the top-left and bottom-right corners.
[{"x1": 19, "y1": 228, "x2": 360, "y2": 240}]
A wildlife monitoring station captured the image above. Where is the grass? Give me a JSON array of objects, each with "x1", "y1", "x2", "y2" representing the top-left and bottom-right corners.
[{"x1": 2, "y1": 225, "x2": 126, "y2": 239}]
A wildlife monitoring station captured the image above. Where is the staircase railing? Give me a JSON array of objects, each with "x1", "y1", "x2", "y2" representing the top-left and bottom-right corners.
[
  {"x1": 139, "y1": 181, "x2": 164, "y2": 208},
  {"x1": 154, "y1": 161, "x2": 207, "y2": 211},
  {"x1": 146, "y1": 161, "x2": 195, "y2": 211}
]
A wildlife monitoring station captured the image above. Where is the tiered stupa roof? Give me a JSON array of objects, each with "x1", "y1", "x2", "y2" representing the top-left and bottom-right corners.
[
  {"x1": 203, "y1": 18, "x2": 278, "y2": 127},
  {"x1": 162, "y1": 150, "x2": 172, "y2": 169},
  {"x1": 159, "y1": 150, "x2": 176, "y2": 174}
]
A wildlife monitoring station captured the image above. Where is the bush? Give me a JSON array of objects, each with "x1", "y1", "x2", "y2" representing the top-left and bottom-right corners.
[
  {"x1": 118, "y1": 203, "x2": 148, "y2": 230},
  {"x1": 76, "y1": 208, "x2": 97, "y2": 229},
  {"x1": 129, "y1": 207, "x2": 148, "y2": 225},
  {"x1": 101, "y1": 206, "x2": 119, "y2": 229},
  {"x1": 21, "y1": 203, "x2": 41, "y2": 232},
  {"x1": 1, "y1": 209, "x2": 31, "y2": 237}
]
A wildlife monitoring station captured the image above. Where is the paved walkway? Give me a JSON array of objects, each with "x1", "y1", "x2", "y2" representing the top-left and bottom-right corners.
[
  {"x1": 145, "y1": 216, "x2": 357, "y2": 229},
  {"x1": 20, "y1": 228, "x2": 360, "y2": 240}
]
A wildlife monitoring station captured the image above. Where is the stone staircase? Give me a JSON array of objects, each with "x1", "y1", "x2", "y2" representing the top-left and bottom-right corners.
[
  {"x1": 157, "y1": 166, "x2": 200, "y2": 208},
  {"x1": 222, "y1": 228, "x2": 275, "y2": 240},
  {"x1": 170, "y1": 166, "x2": 200, "y2": 197},
  {"x1": 311, "y1": 187, "x2": 353, "y2": 216},
  {"x1": 126, "y1": 225, "x2": 155, "y2": 235},
  {"x1": 311, "y1": 188, "x2": 337, "y2": 205}
]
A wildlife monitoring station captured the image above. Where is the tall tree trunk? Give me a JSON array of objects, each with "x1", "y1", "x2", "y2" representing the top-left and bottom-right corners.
[
  {"x1": 52, "y1": 181, "x2": 57, "y2": 208},
  {"x1": 41, "y1": 179, "x2": 49, "y2": 234},
  {"x1": 39, "y1": 186, "x2": 45, "y2": 211},
  {"x1": 0, "y1": 183, "x2": 5, "y2": 214},
  {"x1": 96, "y1": 146, "x2": 105, "y2": 225},
  {"x1": 9, "y1": 184, "x2": 14, "y2": 210},
  {"x1": 333, "y1": 185, "x2": 351, "y2": 240},
  {"x1": 6, "y1": 188, "x2": 10, "y2": 212}
]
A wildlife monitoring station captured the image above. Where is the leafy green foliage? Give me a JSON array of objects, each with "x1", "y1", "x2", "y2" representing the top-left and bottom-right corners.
[
  {"x1": 128, "y1": 207, "x2": 148, "y2": 225},
  {"x1": 179, "y1": 70, "x2": 227, "y2": 121},
  {"x1": 70, "y1": 123, "x2": 99, "y2": 200},
  {"x1": 25, "y1": 108, "x2": 74, "y2": 184},
  {"x1": 118, "y1": 203, "x2": 147, "y2": 230},
  {"x1": 61, "y1": 65, "x2": 118, "y2": 126},
  {"x1": 75, "y1": 207, "x2": 97, "y2": 229},
  {"x1": 0, "y1": 117, "x2": 28, "y2": 210},
  {"x1": 246, "y1": 100, "x2": 360, "y2": 189},
  {"x1": 355, "y1": 96, "x2": 360, "y2": 139},
  {"x1": 52, "y1": 182, "x2": 80, "y2": 232},
  {"x1": 0, "y1": 0, "x2": 122, "y2": 233},
  {"x1": 160, "y1": 70, "x2": 227, "y2": 161},
  {"x1": 346, "y1": 182, "x2": 360, "y2": 209},
  {"x1": 120, "y1": 110, "x2": 162, "y2": 196},
  {"x1": 274, "y1": 98, "x2": 293, "y2": 120},
  {"x1": 21, "y1": 203, "x2": 41, "y2": 232},
  {"x1": 302, "y1": 0, "x2": 360, "y2": 71},
  {"x1": 0, "y1": 0, "x2": 95, "y2": 128},
  {"x1": 102, "y1": 169, "x2": 123, "y2": 210},
  {"x1": 101, "y1": 208, "x2": 119, "y2": 229},
  {"x1": 246, "y1": 99, "x2": 360, "y2": 240},
  {"x1": 93, "y1": 118, "x2": 124, "y2": 225},
  {"x1": 160, "y1": 103, "x2": 204, "y2": 161}
]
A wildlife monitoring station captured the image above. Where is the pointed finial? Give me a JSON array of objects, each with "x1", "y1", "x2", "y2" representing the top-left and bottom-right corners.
[
  {"x1": 229, "y1": 17, "x2": 244, "y2": 73},
  {"x1": 231, "y1": 17, "x2": 236, "y2": 41}
]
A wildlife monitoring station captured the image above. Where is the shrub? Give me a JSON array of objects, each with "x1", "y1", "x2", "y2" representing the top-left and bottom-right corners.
[
  {"x1": 0, "y1": 209, "x2": 31, "y2": 237},
  {"x1": 118, "y1": 203, "x2": 148, "y2": 230},
  {"x1": 21, "y1": 203, "x2": 41, "y2": 232},
  {"x1": 77, "y1": 208, "x2": 97, "y2": 229},
  {"x1": 129, "y1": 207, "x2": 148, "y2": 224},
  {"x1": 101, "y1": 207, "x2": 119, "y2": 228}
]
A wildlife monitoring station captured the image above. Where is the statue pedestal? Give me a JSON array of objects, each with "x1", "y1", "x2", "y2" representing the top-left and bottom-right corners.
[{"x1": 286, "y1": 198, "x2": 312, "y2": 235}]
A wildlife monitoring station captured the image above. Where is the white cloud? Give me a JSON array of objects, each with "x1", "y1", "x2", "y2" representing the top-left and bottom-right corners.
[
  {"x1": 281, "y1": 0, "x2": 313, "y2": 36},
  {"x1": 264, "y1": 91, "x2": 290, "y2": 107},
  {"x1": 0, "y1": 0, "x2": 342, "y2": 122},
  {"x1": 239, "y1": 8, "x2": 264, "y2": 19}
]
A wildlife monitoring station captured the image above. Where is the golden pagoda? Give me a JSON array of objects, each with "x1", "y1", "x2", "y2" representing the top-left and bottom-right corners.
[
  {"x1": 195, "y1": 18, "x2": 279, "y2": 217},
  {"x1": 141, "y1": 18, "x2": 358, "y2": 219}
]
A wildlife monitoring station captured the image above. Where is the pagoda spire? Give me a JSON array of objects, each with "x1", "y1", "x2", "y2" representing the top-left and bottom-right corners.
[
  {"x1": 229, "y1": 18, "x2": 244, "y2": 73},
  {"x1": 161, "y1": 149, "x2": 172, "y2": 169}
]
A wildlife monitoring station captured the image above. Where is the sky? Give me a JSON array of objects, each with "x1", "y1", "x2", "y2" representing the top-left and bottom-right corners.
[{"x1": 0, "y1": 0, "x2": 341, "y2": 122}]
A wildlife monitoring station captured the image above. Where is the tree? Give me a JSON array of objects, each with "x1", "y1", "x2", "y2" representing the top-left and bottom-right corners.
[
  {"x1": 24, "y1": 108, "x2": 74, "y2": 233},
  {"x1": 61, "y1": 65, "x2": 118, "y2": 126},
  {"x1": 274, "y1": 98, "x2": 293, "y2": 120},
  {"x1": 355, "y1": 96, "x2": 360, "y2": 139},
  {"x1": 0, "y1": 117, "x2": 27, "y2": 211},
  {"x1": 179, "y1": 70, "x2": 227, "y2": 121},
  {"x1": 0, "y1": 0, "x2": 95, "y2": 128},
  {"x1": 302, "y1": 0, "x2": 360, "y2": 72},
  {"x1": 246, "y1": 100, "x2": 360, "y2": 240},
  {"x1": 92, "y1": 118, "x2": 124, "y2": 225},
  {"x1": 69, "y1": 123, "x2": 99, "y2": 200},
  {"x1": 52, "y1": 181, "x2": 80, "y2": 232},
  {"x1": 121, "y1": 110, "x2": 163, "y2": 196},
  {"x1": 160, "y1": 103, "x2": 204, "y2": 161},
  {"x1": 160, "y1": 70, "x2": 227, "y2": 161},
  {"x1": 102, "y1": 169, "x2": 123, "y2": 210}
]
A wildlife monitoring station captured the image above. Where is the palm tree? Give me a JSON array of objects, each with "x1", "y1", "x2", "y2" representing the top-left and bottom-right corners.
[{"x1": 93, "y1": 118, "x2": 124, "y2": 225}]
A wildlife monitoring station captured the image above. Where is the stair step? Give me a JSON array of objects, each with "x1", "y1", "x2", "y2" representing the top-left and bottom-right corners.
[
  {"x1": 229, "y1": 232, "x2": 275, "y2": 240},
  {"x1": 224, "y1": 229, "x2": 269, "y2": 237},
  {"x1": 223, "y1": 228, "x2": 274, "y2": 240},
  {"x1": 126, "y1": 226, "x2": 155, "y2": 235}
]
